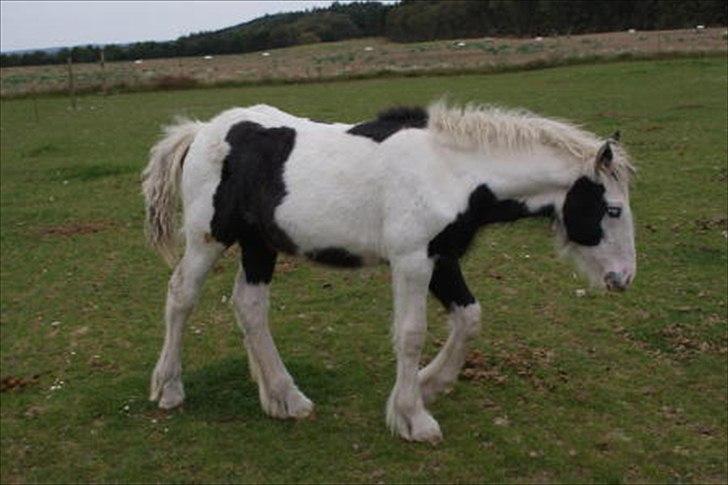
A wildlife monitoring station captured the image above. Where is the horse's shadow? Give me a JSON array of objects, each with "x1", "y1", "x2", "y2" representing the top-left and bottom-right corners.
[{"x1": 153, "y1": 357, "x2": 341, "y2": 420}]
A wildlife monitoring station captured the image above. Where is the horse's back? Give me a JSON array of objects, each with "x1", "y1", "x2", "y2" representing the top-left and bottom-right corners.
[{"x1": 180, "y1": 105, "x2": 462, "y2": 260}]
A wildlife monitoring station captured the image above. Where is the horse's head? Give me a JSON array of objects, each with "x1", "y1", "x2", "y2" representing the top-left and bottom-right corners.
[{"x1": 554, "y1": 133, "x2": 636, "y2": 291}]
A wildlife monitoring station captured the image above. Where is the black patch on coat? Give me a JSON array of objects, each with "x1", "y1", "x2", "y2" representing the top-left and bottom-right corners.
[
  {"x1": 347, "y1": 106, "x2": 428, "y2": 142},
  {"x1": 240, "y1": 223, "x2": 278, "y2": 284},
  {"x1": 562, "y1": 176, "x2": 607, "y2": 246},
  {"x1": 427, "y1": 184, "x2": 553, "y2": 259},
  {"x1": 429, "y1": 257, "x2": 476, "y2": 310},
  {"x1": 305, "y1": 247, "x2": 363, "y2": 268},
  {"x1": 210, "y1": 121, "x2": 298, "y2": 256}
]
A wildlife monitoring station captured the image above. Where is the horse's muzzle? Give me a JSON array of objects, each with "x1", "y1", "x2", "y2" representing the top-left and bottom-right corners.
[{"x1": 604, "y1": 271, "x2": 630, "y2": 292}]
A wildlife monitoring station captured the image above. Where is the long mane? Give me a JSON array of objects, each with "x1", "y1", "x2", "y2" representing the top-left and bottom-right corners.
[{"x1": 427, "y1": 100, "x2": 634, "y2": 182}]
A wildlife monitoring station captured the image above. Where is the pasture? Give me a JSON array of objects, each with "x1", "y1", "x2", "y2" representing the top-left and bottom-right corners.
[
  {"x1": 1, "y1": 57, "x2": 726, "y2": 482},
  {"x1": 1, "y1": 28, "x2": 726, "y2": 97}
]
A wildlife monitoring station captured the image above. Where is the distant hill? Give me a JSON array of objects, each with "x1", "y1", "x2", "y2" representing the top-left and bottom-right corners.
[
  {"x1": 2, "y1": 46, "x2": 65, "y2": 55},
  {"x1": 2, "y1": 0, "x2": 725, "y2": 67}
]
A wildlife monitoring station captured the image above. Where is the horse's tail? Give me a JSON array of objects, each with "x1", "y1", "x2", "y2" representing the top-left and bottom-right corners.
[{"x1": 141, "y1": 117, "x2": 203, "y2": 267}]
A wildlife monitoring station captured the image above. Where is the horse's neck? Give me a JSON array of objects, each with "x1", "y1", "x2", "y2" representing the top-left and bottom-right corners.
[{"x1": 445, "y1": 143, "x2": 581, "y2": 212}]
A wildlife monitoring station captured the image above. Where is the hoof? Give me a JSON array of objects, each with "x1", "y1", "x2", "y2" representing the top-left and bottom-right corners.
[
  {"x1": 150, "y1": 370, "x2": 184, "y2": 410},
  {"x1": 261, "y1": 385, "x2": 314, "y2": 419},
  {"x1": 386, "y1": 395, "x2": 443, "y2": 444}
]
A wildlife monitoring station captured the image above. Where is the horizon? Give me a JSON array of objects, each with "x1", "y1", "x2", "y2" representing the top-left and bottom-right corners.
[{"x1": 0, "y1": 1, "x2": 361, "y2": 53}]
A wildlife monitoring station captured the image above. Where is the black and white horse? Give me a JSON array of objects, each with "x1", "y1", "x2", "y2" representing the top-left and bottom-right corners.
[{"x1": 142, "y1": 101, "x2": 636, "y2": 443}]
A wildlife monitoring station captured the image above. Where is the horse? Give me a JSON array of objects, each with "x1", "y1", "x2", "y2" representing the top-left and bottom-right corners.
[{"x1": 141, "y1": 101, "x2": 636, "y2": 443}]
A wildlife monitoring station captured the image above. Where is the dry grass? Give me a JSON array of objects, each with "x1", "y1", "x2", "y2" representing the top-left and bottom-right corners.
[{"x1": 1, "y1": 28, "x2": 726, "y2": 97}]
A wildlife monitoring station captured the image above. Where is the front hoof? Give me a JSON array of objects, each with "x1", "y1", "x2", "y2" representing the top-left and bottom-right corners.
[
  {"x1": 408, "y1": 410, "x2": 443, "y2": 444},
  {"x1": 262, "y1": 386, "x2": 314, "y2": 419},
  {"x1": 157, "y1": 381, "x2": 185, "y2": 410},
  {"x1": 387, "y1": 399, "x2": 443, "y2": 444}
]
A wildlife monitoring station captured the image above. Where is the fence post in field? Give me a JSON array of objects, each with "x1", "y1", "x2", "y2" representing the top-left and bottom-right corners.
[
  {"x1": 67, "y1": 57, "x2": 77, "y2": 110},
  {"x1": 100, "y1": 48, "x2": 107, "y2": 95},
  {"x1": 32, "y1": 83, "x2": 40, "y2": 123}
]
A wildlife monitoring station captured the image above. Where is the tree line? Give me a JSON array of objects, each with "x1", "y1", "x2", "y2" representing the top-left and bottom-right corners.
[{"x1": 2, "y1": 0, "x2": 726, "y2": 67}]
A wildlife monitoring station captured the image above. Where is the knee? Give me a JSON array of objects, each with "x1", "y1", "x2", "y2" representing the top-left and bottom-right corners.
[
  {"x1": 394, "y1": 324, "x2": 426, "y2": 357},
  {"x1": 233, "y1": 283, "x2": 270, "y2": 332},
  {"x1": 167, "y1": 269, "x2": 195, "y2": 311},
  {"x1": 452, "y1": 302, "x2": 481, "y2": 339},
  {"x1": 239, "y1": 284, "x2": 269, "y2": 314}
]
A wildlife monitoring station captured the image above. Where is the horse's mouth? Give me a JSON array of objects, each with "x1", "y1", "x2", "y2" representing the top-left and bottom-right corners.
[{"x1": 604, "y1": 272, "x2": 631, "y2": 292}]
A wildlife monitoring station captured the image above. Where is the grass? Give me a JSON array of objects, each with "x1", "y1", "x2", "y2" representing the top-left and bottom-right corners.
[{"x1": 1, "y1": 57, "x2": 727, "y2": 483}]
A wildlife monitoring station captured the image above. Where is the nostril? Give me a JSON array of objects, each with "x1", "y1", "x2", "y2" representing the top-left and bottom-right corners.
[{"x1": 605, "y1": 272, "x2": 626, "y2": 291}]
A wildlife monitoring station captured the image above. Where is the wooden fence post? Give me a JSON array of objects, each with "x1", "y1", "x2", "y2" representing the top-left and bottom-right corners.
[
  {"x1": 100, "y1": 48, "x2": 107, "y2": 95},
  {"x1": 32, "y1": 83, "x2": 39, "y2": 122},
  {"x1": 67, "y1": 57, "x2": 77, "y2": 110}
]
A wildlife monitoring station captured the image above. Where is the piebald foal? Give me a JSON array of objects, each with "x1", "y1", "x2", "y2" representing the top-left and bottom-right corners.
[{"x1": 142, "y1": 101, "x2": 636, "y2": 443}]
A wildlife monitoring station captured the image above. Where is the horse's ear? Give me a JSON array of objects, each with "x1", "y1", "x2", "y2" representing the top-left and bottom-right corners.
[
  {"x1": 611, "y1": 130, "x2": 621, "y2": 142},
  {"x1": 595, "y1": 141, "x2": 613, "y2": 172}
]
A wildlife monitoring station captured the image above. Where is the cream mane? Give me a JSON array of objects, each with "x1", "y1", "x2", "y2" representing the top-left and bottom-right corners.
[{"x1": 427, "y1": 100, "x2": 634, "y2": 182}]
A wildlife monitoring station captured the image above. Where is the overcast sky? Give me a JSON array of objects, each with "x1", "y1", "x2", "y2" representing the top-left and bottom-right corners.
[{"x1": 0, "y1": 1, "x2": 349, "y2": 52}]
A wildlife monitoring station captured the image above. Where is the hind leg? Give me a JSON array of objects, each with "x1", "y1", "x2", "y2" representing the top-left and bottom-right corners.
[
  {"x1": 150, "y1": 234, "x2": 224, "y2": 409},
  {"x1": 232, "y1": 235, "x2": 313, "y2": 419}
]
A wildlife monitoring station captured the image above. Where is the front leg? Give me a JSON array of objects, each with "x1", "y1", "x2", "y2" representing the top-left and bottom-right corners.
[
  {"x1": 419, "y1": 257, "x2": 481, "y2": 403},
  {"x1": 386, "y1": 252, "x2": 442, "y2": 443}
]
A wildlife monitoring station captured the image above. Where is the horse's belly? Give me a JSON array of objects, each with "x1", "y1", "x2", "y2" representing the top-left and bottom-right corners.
[
  {"x1": 275, "y1": 147, "x2": 385, "y2": 263},
  {"x1": 275, "y1": 192, "x2": 383, "y2": 262}
]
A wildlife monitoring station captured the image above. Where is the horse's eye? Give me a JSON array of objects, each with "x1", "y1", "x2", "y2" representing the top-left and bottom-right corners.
[{"x1": 607, "y1": 206, "x2": 622, "y2": 218}]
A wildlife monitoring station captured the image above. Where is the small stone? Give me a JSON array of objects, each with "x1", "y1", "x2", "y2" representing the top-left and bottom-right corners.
[
  {"x1": 575, "y1": 289, "x2": 586, "y2": 297},
  {"x1": 50, "y1": 321, "x2": 61, "y2": 327},
  {"x1": 493, "y1": 416, "x2": 509, "y2": 427}
]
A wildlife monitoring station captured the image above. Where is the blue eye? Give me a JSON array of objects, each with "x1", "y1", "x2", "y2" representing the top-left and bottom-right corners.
[{"x1": 607, "y1": 206, "x2": 622, "y2": 218}]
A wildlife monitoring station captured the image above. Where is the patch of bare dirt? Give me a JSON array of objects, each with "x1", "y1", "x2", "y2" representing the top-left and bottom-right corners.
[
  {"x1": 459, "y1": 340, "x2": 562, "y2": 390},
  {"x1": 276, "y1": 255, "x2": 299, "y2": 274},
  {"x1": 38, "y1": 221, "x2": 113, "y2": 237},
  {"x1": 660, "y1": 323, "x2": 724, "y2": 356},
  {"x1": 694, "y1": 216, "x2": 727, "y2": 232},
  {"x1": 1, "y1": 374, "x2": 40, "y2": 392},
  {"x1": 614, "y1": 321, "x2": 727, "y2": 360}
]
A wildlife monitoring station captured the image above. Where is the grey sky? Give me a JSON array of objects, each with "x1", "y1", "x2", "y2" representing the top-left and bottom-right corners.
[{"x1": 0, "y1": 1, "x2": 346, "y2": 52}]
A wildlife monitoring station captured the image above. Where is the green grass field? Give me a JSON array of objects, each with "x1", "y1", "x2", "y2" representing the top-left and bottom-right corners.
[{"x1": 1, "y1": 57, "x2": 726, "y2": 483}]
